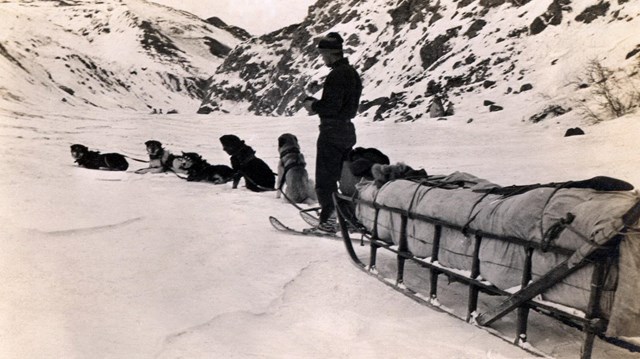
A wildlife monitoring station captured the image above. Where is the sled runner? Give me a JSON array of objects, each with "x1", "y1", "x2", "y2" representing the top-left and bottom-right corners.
[{"x1": 333, "y1": 173, "x2": 640, "y2": 359}]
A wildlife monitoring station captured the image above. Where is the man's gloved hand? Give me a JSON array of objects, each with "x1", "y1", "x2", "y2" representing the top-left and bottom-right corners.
[{"x1": 303, "y1": 96, "x2": 317, "y2": 115}]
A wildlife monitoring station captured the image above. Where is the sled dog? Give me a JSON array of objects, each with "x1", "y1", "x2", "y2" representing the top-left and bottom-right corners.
[
  {"x1": 135, "y1": 140, "x2": 183, "y2": 174},
  {"x1": 179, "y1": 152, "x2": 235, "y2": 183},
  {"x1": 219, "y1": 134, "x2": 275, "y2": 192},
  {"x1": 276, "y1": 133, "x2": 316, "y2": 204},
  {"x1": 339, "y1": 146, "x2": 391, "y2": 196},
  {"x1": 70, "y1": 144, "x2": 128, "y2": 171}
]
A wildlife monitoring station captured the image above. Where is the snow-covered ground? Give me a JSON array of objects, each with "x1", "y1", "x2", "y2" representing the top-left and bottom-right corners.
[{"x1": 0, "y1": 105, "x2": 638, "y2": 358}]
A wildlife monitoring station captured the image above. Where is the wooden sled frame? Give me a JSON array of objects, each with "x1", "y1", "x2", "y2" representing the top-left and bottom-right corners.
[{"x1": 334, "y1": 192, "x2": 640, "y2": 358}]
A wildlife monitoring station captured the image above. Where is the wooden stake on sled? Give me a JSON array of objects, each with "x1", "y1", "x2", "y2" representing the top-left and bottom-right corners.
[{"x1": 333, "y1": 192, "x2": 640, "y2": 359}]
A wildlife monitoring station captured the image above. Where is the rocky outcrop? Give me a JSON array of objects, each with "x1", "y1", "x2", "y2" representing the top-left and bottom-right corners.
[{"x1": 197, "y1": 0, "x2": 638, "y2": 121}]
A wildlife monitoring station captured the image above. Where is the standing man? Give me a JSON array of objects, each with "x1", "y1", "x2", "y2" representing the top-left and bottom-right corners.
[{"x1": 303, "y1": 32, "x2": 362, "y2": 233}]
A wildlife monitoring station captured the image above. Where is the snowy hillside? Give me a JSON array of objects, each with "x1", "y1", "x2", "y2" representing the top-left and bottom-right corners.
[
  {"x1": 198, "y1": 0, "x2": 640, "y2": 125},
  {"x1": 0, "y1": 0, "x2": 249, "y2": 113}
]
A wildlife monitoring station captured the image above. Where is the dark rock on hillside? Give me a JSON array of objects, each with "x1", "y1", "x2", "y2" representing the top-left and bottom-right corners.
[
  {"x1": 360, "y1": 97, "x2": 389, "y2": 113},
  {"x1": 529, "y1": 0, "x2": 571, "y2": 35},
  {"x1": 206, "y1": 17, "x2": 251, "y2": 40},
  {"x1": 626, "y1": 45, "x2": 640, "y2": 59},
  {"x1": 204, "y1": 37, "x2": 232, "y2": 58},
  {"x1": 420, "y1": 28, "x2": 460, "y2": 70},
  {"x1": 465, "y1": 19, "x2": 487, "y2": 38},
  {"x1": 483, "y1": 80, "x2": 496, "y2": 88},
  {"x1": 139, "y1": 20, "x2": 183, "y2": 58},
  {"x1": 564, "y1": 127, "x2": 585, "y2": 136},
  {"x1": 59, "y1": 85, "x2": 75, "y2": 95},
  {"x1": 529, "y1": 105, "x2": 571, "y2": 123},
  {"x1": 374, "y1": 92, "x2": 407, "y2": 121},
  {"x1": 0, "y1": 43, "x2": 28, "y2": 72},
  {"x1": 390, "y1": 0, "x2": 444, "y2": 30},
  {"x1": 520, "y1": 83, "x2": 533, "y2": 92},
  {"x1": 575, "y1": 1, "x2": 610, "y2": 24}
]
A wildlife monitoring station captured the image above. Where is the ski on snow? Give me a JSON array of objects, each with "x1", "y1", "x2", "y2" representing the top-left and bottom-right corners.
[
  {"x1": 269, "y1": 216, "x2": 340, "y2": 239},
  {"x1": 269, "y1": 216, "x2": 369, "y2": 245},
  {"x1": 299, "y1": 210, "x2": 320, "y2": 228}
]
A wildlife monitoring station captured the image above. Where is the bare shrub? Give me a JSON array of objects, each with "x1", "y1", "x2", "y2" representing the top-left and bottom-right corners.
[{"x1": 575, "y1": 58, "x2": 640, "y2": 122}]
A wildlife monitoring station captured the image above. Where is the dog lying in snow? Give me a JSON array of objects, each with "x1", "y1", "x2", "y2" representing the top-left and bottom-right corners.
[
  {"x1": 348, "y1": 147, "x2": 390, "y2": 179},
  {"x1": 339, "y1": 146, "x2": 391, "y2": 196},
  {"x1": 178, "y1": 152, "x2": 235, "y2": 183},
  {"x1": 275, "y1": 133, "x2": 316, "y2": 204},
  {"x1": 70, "y1": 144, "x2": 129, "y2": 171},
  {"x1": 219, "y1": 134, "x2": 275, "y2": 192},
  {"x1": 135, "y1": 140, "x2": 184, "y2": 174}
]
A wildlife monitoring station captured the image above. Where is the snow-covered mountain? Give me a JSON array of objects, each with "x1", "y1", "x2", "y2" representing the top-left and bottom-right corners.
[
  {"x1": 198, "y1": 0, "x2": 640, "y2": 124},
  {"x1": 0, "y1": 0, "x2": 249, "y2": 113}
]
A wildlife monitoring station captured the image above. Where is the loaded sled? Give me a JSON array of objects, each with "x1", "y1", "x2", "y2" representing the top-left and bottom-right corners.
[{"x1": 334, "y1": 172, "x2": 640, "y2": 358}]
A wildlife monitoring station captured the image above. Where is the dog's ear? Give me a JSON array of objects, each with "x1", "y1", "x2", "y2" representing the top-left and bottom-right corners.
[
  {"x1": 145, "y1": 140, "x2": 162, "y2": 148},
  {"x1": 71, "y1": 144, "x2": 87, "y2": 152}
]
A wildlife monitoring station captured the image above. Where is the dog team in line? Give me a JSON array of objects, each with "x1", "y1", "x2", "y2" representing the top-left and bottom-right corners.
[
  {"x1": 70, "y1": 134, "x2": 401, "y2": 206},
  {"x1": 70, "y1": 133, "x2": 322, "y2": 205}
]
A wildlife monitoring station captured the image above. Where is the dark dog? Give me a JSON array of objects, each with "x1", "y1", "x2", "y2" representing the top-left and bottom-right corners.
[
  {"x1": 70, "y1": 144, "x2": 129, "y2": 171},
  {"x1": 276, "y1": 133, "x2": 316, "y2": 204},
  {"x1": 219, "y1": 134, "x2": 275, "y2": 192},
  {"x1": 339, "y1": 147, "x2": 390, "y2": 196},
  {"x1": 135, "y1": 140, "x2": 183, "y2": 174},
  {"x1": 179, "y1": 152, "x2": 235, "y2": 184},
  {"x1": 348, "y1": 147, "x2": 391, "y2": 178}
]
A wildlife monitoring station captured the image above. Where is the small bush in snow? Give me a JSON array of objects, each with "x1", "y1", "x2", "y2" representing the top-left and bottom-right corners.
[{"x1": 576, "y1": 58, "x2": 640, "y2": 122}]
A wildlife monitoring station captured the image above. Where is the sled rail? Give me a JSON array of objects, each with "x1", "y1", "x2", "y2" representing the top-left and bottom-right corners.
[{"x1": 335, "y1": 193, "x2": 640, "y2": 359}]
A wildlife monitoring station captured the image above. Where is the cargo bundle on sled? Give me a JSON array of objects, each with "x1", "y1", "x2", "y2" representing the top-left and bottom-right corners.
[{"x1": 334, "y1": 172, "x2": 640, "y2": 358}]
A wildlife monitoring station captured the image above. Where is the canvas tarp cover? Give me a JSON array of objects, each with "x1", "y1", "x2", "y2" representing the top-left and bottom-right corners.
[{"x1": 354, "y1": 175, "x2": 640, "y2": 336}]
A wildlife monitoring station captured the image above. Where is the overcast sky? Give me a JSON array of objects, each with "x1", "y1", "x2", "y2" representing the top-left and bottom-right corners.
[{"x1": 148, "y1": 0, "x2": 315, "y2": 35}]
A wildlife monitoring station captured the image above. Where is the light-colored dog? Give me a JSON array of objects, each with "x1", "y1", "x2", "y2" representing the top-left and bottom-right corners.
[
  {"x1": 371, "y1": 162, "x2": 428, "y2": 188},
  {"x1": 276, "y1": 133, "x2": 317, "y2": 204},
  {"x1": 135, "y1": 140, "x2": 185, "y2": 174}
]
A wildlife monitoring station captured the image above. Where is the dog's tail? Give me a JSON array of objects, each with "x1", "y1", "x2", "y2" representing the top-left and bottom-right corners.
[{"x1": 242, "y1": 171, "x2": 277, "y2": 192}]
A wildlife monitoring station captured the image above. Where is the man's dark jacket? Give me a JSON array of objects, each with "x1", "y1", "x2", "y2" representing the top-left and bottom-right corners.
[{"x1": 311, "y1": 57, "x2": 362, "y2": 143}]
